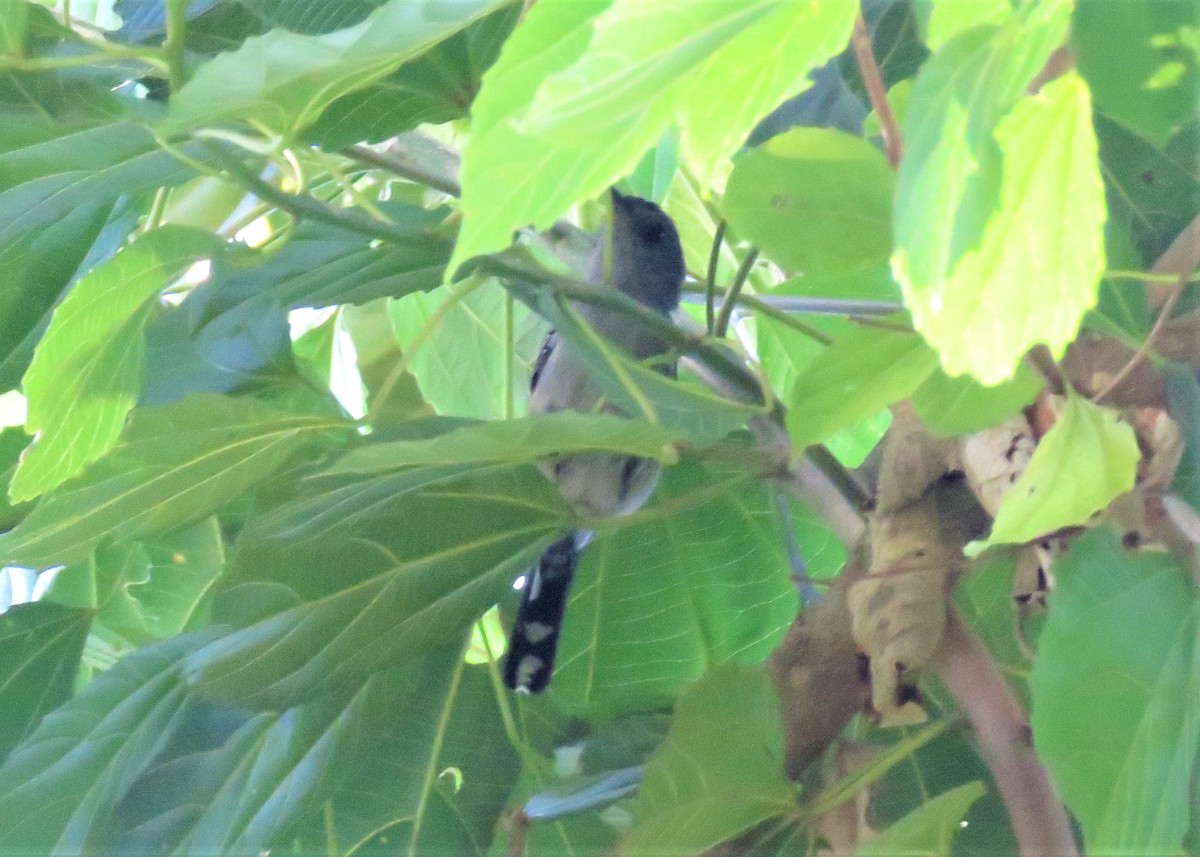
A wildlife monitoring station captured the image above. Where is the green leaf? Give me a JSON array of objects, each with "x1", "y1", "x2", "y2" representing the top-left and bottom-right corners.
[
  {"x1": 1164, "y1": 363, "x2": 1200, "y2": 511},
  {"x1": 11, "y1": 227, "x2": 224, "y2": 502},
  {"x1": 723, "y1": 127, "x2": 894, "y2": 274},
  {"x1": 111, "y1": 680, "x2": 372, "y2": 855},
  {"x1": 0, "y1": 122, "x2": 200, "y2": 248},
  {"x1": 870, "y1": 724, "x2": 1018, "y2": 857},
  {"x1": 185, "y1": 463, "x2": 565, "y2": 708},
  {"x1": 1096, "y1": 114, "x2": 1200, "y2": 265},
  {"x1": 623, "y1": 663, "x2": 794, "y2": 855},
  {"x1": 824, "y1": 409, "x2": 892, "y2": 468},
  {"x1": 326, "y1": 412, "x2": 686, "y2": 475},
  {"x1": 298, "y1": 649, "x2": 519, "y2": 856},
  {"x1": 856, "y1": 780, "x2": 985, "y2": 857},
  {"x1": 453, "y1": 0, "x2": 854, "y2": 267},
  {"x1": 1073, "y1": 0, "x2": 1199, "y2": 147},
  {"x1": 305, "y1": 3, "x2": 521, "y2": 149},
  {"x1": 0, "y1": 631, "x2": 214, "y2": 855},
  {"x1": 1031, "y1": 529, "x2": 1199, "y2": 856},
  {"x1": 163, "y1": 0, "x2": 506, "y2": 136},
  {"x1": 0, "y1": 199, "x2": 113, "y2": 396},
  {"x1": 204, "y1": 202, "x2": 453, "y2": 310},
  {"x1": 0, "y1": 0, "x2": 30, "y2": 54},
  {"x1": 985, "y1": 393, "x2": 1139, "y2": 546},
  {"x1": 552, "y1": 463, "x2": 799, "y2": 717},
  {"x1": 0, "y1": 602, "x2": 91, "y2": 763},
  {"x1": 239, "y1": 0, "x2": 381, "y2": 33},
  {"x1": 914, "y1": 0, "x2": 1011, "y2": 51},
  {"x1": 893, "y1": 0, "x2": 1107, "y2": 384},
  {"x1": 390, "y1": 278, "x2": 544, "y2": 420},
  {"x1": 786, "y1": 325, "x2": 939, "y2": 452},
  {"x1": 47, "y1": 518, "x2": 225, "y2": 649},
  {"x1": 517, "y1": 2, "x2": 777, "y2": 143},
  {"x1": 0, "y1": 395, "x2": 349, "y2": 569},
  {"x1": 0, "y1": 426, "x2": 32, "y2": 532},
  {"x1": 912, "y1": 361, "x2": 1044, "y2": 437},
  {"x1": 673, "y1": 1, "x2": 856, "y2": 190},
  {"x1": 451, "y1": 0, "x2": 618, "y2": 269}
]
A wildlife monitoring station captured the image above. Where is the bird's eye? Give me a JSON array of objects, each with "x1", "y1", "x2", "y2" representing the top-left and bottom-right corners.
[{"x1": 639, "y1": 222, "x2": 666, "y2": 243}]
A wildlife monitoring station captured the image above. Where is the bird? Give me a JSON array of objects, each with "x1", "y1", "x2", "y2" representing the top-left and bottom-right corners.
[{"x1": 502, "y1": 189, "x2": 686, "y2": 693}]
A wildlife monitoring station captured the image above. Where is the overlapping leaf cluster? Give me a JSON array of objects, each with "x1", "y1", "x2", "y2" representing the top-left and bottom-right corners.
[{"x1": 0, "y1": 0, "x2": 1196, "y2": 855}]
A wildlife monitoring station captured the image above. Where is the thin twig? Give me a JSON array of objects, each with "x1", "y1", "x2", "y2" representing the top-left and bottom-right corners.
[
  {"x1": 806, "y1": 445, "x2": 873, "y2": 513},
  {"x1": 344, "y1": 143, "x2": 462, "y2": 197},
  {"x1": 702, "y1": 289, "x2": 834, "y2": 345},
  {"x1": 1093, "y1": 281, "x2": 1184, "y2": 403},
  {"x1": 713, "y1": 248, "x2": 759, "y2": 337},
  {"x1": 706, "y1": 220, "x2": 727, "y2": 333},
  {"x1": 851, "y1": 11, "x2": 903, "y2": 169},
  {"x1": 208, "y1": 144, "x2": 428, "y2": 244}
]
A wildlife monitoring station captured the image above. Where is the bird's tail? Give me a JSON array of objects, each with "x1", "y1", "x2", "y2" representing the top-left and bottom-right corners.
[{"x1": 503, "y1": 532, "x2": 585, "y2": 693}]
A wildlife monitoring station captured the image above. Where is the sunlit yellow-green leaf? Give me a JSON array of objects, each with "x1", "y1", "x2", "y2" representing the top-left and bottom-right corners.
[
  {"x1": 985, "y1": 394, "x2": 1139, "y2": 546},
  {"x1": 11, "y1": 228, "x2": 223, "y2": 503}
]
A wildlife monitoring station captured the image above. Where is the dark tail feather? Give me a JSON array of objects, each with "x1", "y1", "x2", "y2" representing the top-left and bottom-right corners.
[{"x1": 503, "y1": 533, "x2": 581, "y2": 693}]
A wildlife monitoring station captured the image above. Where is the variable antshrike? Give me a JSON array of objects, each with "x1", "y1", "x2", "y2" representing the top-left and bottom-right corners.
[{"x1": 503, "y1": 189, "x2": 685, "y2": 693}]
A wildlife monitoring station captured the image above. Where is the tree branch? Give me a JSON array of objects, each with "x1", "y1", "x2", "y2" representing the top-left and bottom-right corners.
[
  {"x1": 343, "y1": 142, "x2": 462, "y2": 197},
  {"x1": 933, "y1": 609, "x2": 1079, "y2": 857}
]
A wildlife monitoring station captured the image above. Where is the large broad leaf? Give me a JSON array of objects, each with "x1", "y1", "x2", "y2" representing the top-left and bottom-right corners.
[
  {"x1": 913, "y1": 0, "x2": 1010, "y2": 51},
  {"x1": 184, "y1": 463, "x2": 568, "y2": 708},
  {"x1": 184, "y1": 201, "x2": 452, "y2": 316},
  {"x1": 305, "y1": 3, "x2": 521, "y2": 149},
  {"x1": 892, "y1": 1, "x2": 1107, "y2": 384},
  {"x1": 723, "y1": 127, "x2": 894, "y2": 275},
  {"x1": 1164, "y1": 363, "x2": 1200, "y2": 511},
  {"x1": 107, "y1": 680, "x2": 372, "y2": 855},
  {"x1": 551, "y1": 463, "x2": 798, "y2": 718},
  {"x1": 1031, "y1": 529, "x2": 1199, "y2": 856},
  {"x1": 162, "y1": 0, "x2": 507, "y2": 136},
  {"x1": 871, "y1": 715, "x2": 1020, "y2": 857},
  {"x1": 239, "y1": 0, "x2": 383, "y2": 33},
  {"x1": 0, "y1": 632, "x2": 216, "y2": 855},
  {"x1": 0, "y1": 196, "x2": 142, "y2": 392},
  {"x1": 857, "y1": 781, "x2": 986, "y2": 857},
  {"x1": 911, "y1": 362, "x2": 1043, "y2": 437},
  {"x1": 0, "y1": 200, "x2": 113, "y2": 394},
  {"x1": 391, "y1": 277, "x2": 545, "y2": 420},
  {"x1": 46, "y1": 517, "x2": 225, "y2": 650},
  {"x1": 296, "y1": 648, "x2": 519, "y2": 856},
  {"x1": 11, "y1": 228, "x2": 225, "y2": 503},
  {"x1": 0, "y1": 427, "x2": 31, "y2": 532},
  {"x1": 985, "y1": 394, "x2": 1139, "y2": 547},
  {"x1": 0, "y1": 122, "x2": 199, "y2": 248},
  {"x1": 0, "y1": 602, "x2": 91, "y2": 763},
  {"x1": 0, "y1": 66, "x2": 127, "y2": 150},
  {"x1": 324, "y1": 412, "x2": 686, "y2": 475},
  {"x1": 1072, "y1": 0, "x2": 1199, "y2": 147},
  {"x1": 452, "y1": 0, "x2": 854, "y2": 268},
  {"x1": 1095, "y1": 114, "x2": 1200, "y2": 266},
  {"x1": 623, "y1": 664, "x2": 795, "y2": 854},
  {"x1": 0, "y1": 395, "x2": 350, "y2": 569},
  {"x1": 786, "y1": 324, "x2": 939, "y2": 452}
]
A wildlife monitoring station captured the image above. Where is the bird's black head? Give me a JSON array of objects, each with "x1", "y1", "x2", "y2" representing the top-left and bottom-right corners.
[{"x1": 606, "y1": 188, "x2": 685, "y2": 314}]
